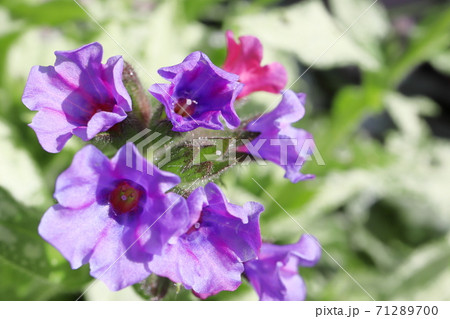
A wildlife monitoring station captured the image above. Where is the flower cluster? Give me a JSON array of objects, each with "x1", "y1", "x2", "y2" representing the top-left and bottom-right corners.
[{"x1": 23, "y1": 32, "x2": 321, "y2": 300}]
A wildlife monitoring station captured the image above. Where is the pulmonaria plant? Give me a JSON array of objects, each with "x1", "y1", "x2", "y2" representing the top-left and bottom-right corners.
[
  {"x1": 22, "y1": 42, "x2": 132, "y2": 153},
  {"x1": 24, "y1": 31, "x2": 322, "y2": 301}
]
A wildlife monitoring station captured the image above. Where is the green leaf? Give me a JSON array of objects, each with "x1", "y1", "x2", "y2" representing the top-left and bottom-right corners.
[
  {"x1": 430, "y1": 49, "x2": 450, "y2": 76},
  {"x1": 160, "y1": 138, "x2": 239, "y2": 194},
  {"x1": 132, "y1": 274, "x2": 195, "y2": 301},
  {"x1": 4, "y1": 0, "x2": 87, "y2": 26},
  {"x1": 385, "y1": 92, "x2": 438, "y2": 140},
  {"x1": 0, "y1": 29, "x2": 22, "y2": 86},
  {"x1": 384, "y1": 235, "x2": 450, "y2": 300},
  {"x1": 386, "y1": 5, "x2": 450, "y2": 86},
  {"x1": 0, "y1": 186, "x2": 91, "y2": 300},
  {"x1": 0, "y1": 120, "x2": 48, "y2": 207}
]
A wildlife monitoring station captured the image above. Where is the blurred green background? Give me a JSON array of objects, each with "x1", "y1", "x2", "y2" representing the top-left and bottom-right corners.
[{"x1": 1, "y1": 0, "x2": 450, "y2": 301}]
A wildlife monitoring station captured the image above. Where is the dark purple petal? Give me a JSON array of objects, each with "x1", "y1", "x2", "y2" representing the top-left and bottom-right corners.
[
  {"x1": 239, "y1": 90, "x2": 315, "y2": 183},
  {"x1": 148, "y1": 229, "x2": 244, "y2": 297},
  {"x1": 110, "y1": 143, "x2": 181, "y2": 197},
  {"x1": 246, "y1": 91, "x2": 306, "y2": 133},
  {"x1": 135, "y1": 192, "x2": 191, "y2": 255},
  {"x1": 203, "y1": 183, "x2": 263, "y2": 261},
  {"x1": 244, "y1": 234, "x2": 321, "y2": 301},
  {"x1": 149, "y1": 51, "x2": 243, "y2": 132},
  {"x1": 148, "y1": 183, "x2": 264, "y2": 298},
  {"x1": 244, "y1": 258, "x2": 286, "y2": 301},
  {"x1": 103, "y1": 55, "x2": 132, "y2": 112}
]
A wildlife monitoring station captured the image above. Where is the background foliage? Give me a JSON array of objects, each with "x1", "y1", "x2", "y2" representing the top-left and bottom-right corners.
[{"x1": 0, "y1": 0, "x2": 449, "y2": 300}]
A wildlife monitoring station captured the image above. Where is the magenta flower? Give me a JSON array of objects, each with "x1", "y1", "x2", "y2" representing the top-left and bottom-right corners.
[
  {"x1": 22, "y1": 42, "x2": 132, "y2": 153},
  {"x1": 38, "y1": 143, "x2": 190, "y2": 290},
  {"x1": 238, "y1": 90, "x2": 315, "y2": 183},
  {"x1": 149, "y1": 51, "x2": 243, "y2": 132},
  {"x1": 244, "y1": 235, "x2": 321, "y2": 301},
  {"x1": 147, "y1": 183, "x2": 263, "y2": 298},
  {"x1": 223, "y1": 30, "x2": 288, "y2": 99}
]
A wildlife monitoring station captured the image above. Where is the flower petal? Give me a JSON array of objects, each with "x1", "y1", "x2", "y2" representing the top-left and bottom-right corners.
[
  {"x1": 54, "y1": 144, "x2": 113, "y2": 209},
  {"x1": 28, "y1": 107, "x2": 75, "y2": 153},
  {"x1": 244, "y1": 235, "x2": 321, "y2": 301},
  {"x1": 38, "y1": 203, "x2": 110, "y2": 269},
  {"x1": 110, "y1": 143, "x2": 181, "y2": 197},
  {"x1": 150, "y1": 51, "x2": 242, "y2": 132},
  {"x1": 135, "y1": 193, "x2": 191, "y2": 255},
  {"x1": 148, "y1": 229, "x2": 244, "y2": 297},
  {"x1": 223, "y1": 31, "x2": 287, "y2": 98},
  {"x1": 103, "y1": 55, "x2": 132, "y2": 112},
  {"x1": 23, "y1": 42, "x2": 132, "y2": 153},
  {"x1": 87, "y1": 217, "x2": 153, "y2": 291}
]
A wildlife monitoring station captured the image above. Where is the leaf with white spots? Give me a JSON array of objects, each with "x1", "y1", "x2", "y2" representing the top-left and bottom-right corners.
[{"x1": 0, "y1": 186, "x2": 91, "y2": 300}]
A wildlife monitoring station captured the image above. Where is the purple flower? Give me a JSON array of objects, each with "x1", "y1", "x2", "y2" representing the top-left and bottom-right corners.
[
  {"x1": 22, "y1": 42, "x2": 132, "y2": 153},
  {"x1": 147, "y1": 183, "x2": 263, "y2": 298},
  {"x1": 244, "y1": 234, "x2": 321, "y2": 301},
  {"x1": 38, "y1": 143, "x2": 190, "y2": 290},
  {"x1": 238, "y1": 90, "x2": 315, "y2": 183},
  {"x1": 149, "y1": 51, "x2": 243, "y2": 132},
  {"x1": 223, "y1": 30, "x2": 287, "y2": 99}
]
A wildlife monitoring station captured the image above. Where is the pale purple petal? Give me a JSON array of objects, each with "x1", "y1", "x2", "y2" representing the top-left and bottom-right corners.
[
  {"x1": 39, "y1": 143, "x2": 188, "y2": 291},
  {"x1": 54, "y1": 144, "x2": 113, "y2": 209},
  {"x1": 28, "y1": 107, "x2": 76, "y2": 153},
  {"x1": 87, "y1": 216, "x2": 153, "y2": 291},
  {"x1": 38, "y1": 203, "x2": 111, "y2": 269},
  {"x1": 22, "y1": 42, "x2": 132, "y2": 153}
]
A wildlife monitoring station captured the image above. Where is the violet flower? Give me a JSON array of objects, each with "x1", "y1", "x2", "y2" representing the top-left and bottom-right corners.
[
  {"x1": 238, "y1": 90, "x2": 315, "y2": 183},
  {"x1": 147, "y1": 183, "x2": 263, "y2": 298},
  {"x1": 22, "y1": 42, "x2": 132, "y2": 153},
  {"x1": 244, "y1": 234, "x2": 321, "y2": 301},
  {"x1": 38, "y1": 143, "x2": 190, "y2": 290},
  {"x1": 149, "y1": 51, "x2": 243, "y2": 132},
  {"x1": 223, "y1": 30, "x2": 288, "y2": 99}
]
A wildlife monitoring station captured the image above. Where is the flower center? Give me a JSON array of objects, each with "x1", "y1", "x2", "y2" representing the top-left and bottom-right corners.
[
  {"x1": 95, "y1": 99, "x2": 115, "y2": 113},
  {"x1": 109, "y1": 180, "x2": 143, "y2": 214},
  {"x1": 174, "y1": 98, "x2": 197, "y2": 117},
  {"x1": 186, "y1": 214, "x2": 203, "y2": 234}
]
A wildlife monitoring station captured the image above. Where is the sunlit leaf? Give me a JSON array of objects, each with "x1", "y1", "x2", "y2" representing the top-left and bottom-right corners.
[{"x1": 229, "y1": 0, "x2": 380, "y2": 70}]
